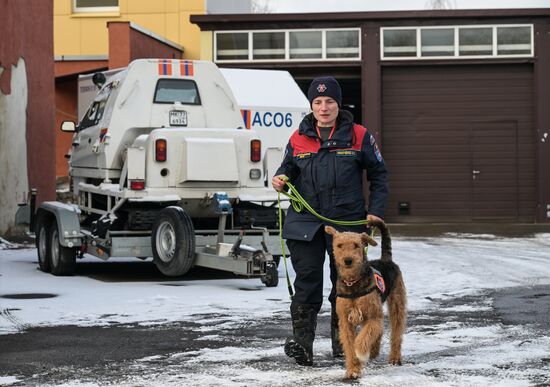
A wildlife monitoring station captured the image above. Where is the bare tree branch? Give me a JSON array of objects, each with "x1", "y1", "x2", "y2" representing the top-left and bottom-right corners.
[
  {"x1": 252, "y1": 0, "x2": 272, "y2": 13},
  {"x1": 425, "y1": 0, "x2": 456, "y2": 9}
]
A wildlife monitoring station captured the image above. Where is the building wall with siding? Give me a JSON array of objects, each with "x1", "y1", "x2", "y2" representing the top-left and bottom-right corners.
[
  {"x1": 0, "y1": 0, "x2": 55, "y2": 236},
  {"x1": 54, "y1": 0, "x2": 205, "y2": 60}
]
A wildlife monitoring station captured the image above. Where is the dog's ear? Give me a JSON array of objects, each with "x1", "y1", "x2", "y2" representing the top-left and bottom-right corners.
[
  {"x1": 361, "y1": 233, "x2": 377, "y2": 246},
  {"x1": 325, "y1": 226, "x2": 337, "y2": 236}
]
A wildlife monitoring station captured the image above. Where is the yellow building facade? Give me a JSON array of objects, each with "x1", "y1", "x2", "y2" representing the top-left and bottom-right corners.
[{"x1": 54, "y1": 0, "x2": 209, "y2": 60}]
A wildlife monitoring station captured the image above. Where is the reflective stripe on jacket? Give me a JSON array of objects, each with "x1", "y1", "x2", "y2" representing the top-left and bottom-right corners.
[{"x1": 275, "y1": 110, "x2": 389, "y2": 242}]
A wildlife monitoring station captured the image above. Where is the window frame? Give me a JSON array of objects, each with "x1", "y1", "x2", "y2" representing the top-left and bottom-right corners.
[
  {"x1": 457, "y1": 26, "x2": 494, "y2": 57},
  {"x1": 325, "y1": 29, "x2": 361, "y2": 59},
  {"x1": 78, "y1": 81, "x2": 116, "y2": 131},
  {"x1": 380, "y1": 24, "x2": 534, "y2": 61},
  {"x1": 420, "y1": 27, "x2": 456, "y2": 57},
  {"x1": 288, "y1": 30, "x2": 323, "y2": 60},
  {"x1": 252, "y1": 31, "x2": 286, "y2": 60},
  {"x1": 496, "y1": 25, "x2": 533, "y2": 56},
  {"x1": 72, "y1": 0, "x2": 119, "y2": 13},
  {"x1": 215, "y1": 31, "x2": 249, "y2": 61},
  {"x1": 214, "y1": 28, "x2": 361, "y2": 63}
]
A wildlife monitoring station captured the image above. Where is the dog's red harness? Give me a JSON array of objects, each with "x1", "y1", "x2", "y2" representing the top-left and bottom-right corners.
[{"x1": 336, "y1": 268, "x2": 386, "y2": 299}]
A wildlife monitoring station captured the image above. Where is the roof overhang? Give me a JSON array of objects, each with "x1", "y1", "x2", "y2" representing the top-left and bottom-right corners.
[{"x1": 191, "y1": 8, "x2": 550, "y2": 30}]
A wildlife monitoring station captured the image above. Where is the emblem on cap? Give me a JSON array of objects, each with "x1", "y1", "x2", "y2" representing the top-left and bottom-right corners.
[{"x1": 317, "y1": 83, "x2": 327, "y2": 93}]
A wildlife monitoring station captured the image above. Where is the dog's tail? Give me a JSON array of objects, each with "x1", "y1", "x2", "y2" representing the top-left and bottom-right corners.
[{"x1": 369, "y1": 219, "x2": 392, "y2": 261}]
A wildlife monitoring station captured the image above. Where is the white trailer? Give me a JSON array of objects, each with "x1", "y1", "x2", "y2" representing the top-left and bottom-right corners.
[
  {"x1": 78, "y1": 67, "x2": 310, "y2": 183},
  {"x1": 220, "y1": 68, "x2": 309, "y2": 184},
  {"x1": 18, "y1": 59, "x2": 309, "y2": 287}
]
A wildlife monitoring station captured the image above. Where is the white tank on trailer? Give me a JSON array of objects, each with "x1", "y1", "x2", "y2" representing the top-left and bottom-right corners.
[{"x1": 220, "y1": 68, "x2": 310, "y2": 183}]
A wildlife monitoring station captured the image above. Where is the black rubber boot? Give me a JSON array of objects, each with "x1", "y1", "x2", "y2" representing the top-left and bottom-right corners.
[
  {"x1": 331, "y1": 302, "x2": 343, "y2": 358},
  {"x1": 284, "y1": 302, "x2": 321, "y2": 366}
]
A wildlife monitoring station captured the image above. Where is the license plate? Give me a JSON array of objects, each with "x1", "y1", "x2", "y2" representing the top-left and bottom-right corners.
[{"x1": 169, "y1": 110, "x2": 187, "y2": 126}]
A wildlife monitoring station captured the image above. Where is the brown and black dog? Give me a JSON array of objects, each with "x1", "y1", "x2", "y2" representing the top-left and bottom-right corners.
[{"x1": 325, "y1": 220, "x2": 407, "y2": 379}]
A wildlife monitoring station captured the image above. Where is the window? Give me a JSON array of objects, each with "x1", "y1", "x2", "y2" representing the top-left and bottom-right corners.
[
  {"x1": 421, "y1": 28, "x2": 454, "y2": 57},
  {"x1": 154, "y1": 79, "x2": 201, "y2": 105},
  {"x1": 79, "y1": 82, "x2": 114, "y2": 131},
  {"x1": 253, "y1": 32, "x2": 285, "y2": 60},
  {"x1": 381, "y1": 24, "x2": 533, "y2": 60},
  {"x1": 73, "y1": 0, "x2": 118, "y2": 13},
  {"x1": 216, "y1": 33, "x2": 249, "y2": 60},
  {"x1": 289, "y1": 31, "x2": 322, "y2": 59},
  {"x1": 459, "y1": 27, "x2": 493, "y2": 56},
  {"x1": 214, "y1": 28, "x2": 360, "y2": 62},
  {"x1": 497, "y1": 26, "x2": 532, "y2": 55},
  {"x1": 383, "y1": 29, "x2": 417, "y2": 58},
  {"x1": 326, "y1": 30, "x2": 360, "y2": 59}
]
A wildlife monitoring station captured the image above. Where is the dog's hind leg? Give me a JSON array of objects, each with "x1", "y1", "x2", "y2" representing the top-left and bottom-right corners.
[{"x1": 387, "y1": 276, "x2": 407, "y2": 365}]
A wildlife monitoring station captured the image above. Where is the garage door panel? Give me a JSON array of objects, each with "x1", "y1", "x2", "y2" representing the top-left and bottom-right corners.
[
  {"x1": 385, "y1": 82, "x2": 533, "y2": 93},
  {"x1": 385, "y1": 143, "x2": 470, "y2": 152},
  {"x1": 388, "y1": 165, "x2": 471, "y2": 173},
  {"x1": 383, "y1": 95, "x2": 533, "y2": 106},
  {"x1": 384, "y1": 67, "x2": 531, "y2": 82},
  {"x1": 382, "y1": 64, "x2": 535, "y2": 221}
]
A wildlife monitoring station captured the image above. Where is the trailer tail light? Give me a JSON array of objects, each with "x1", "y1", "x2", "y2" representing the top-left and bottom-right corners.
[
  {"x1": 155, "y1": 139, "x2": 167, "y2": 162},
  {"x1": 250, "y1": 139, "x2": 261, "y2": 162},
  {"x1": 130, "y1": 180, "x2": 145, "y2": 190}
]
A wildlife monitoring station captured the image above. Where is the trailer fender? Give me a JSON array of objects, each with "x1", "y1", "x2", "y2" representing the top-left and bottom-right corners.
[{"x1": 37, "y1": 202, "x2": 83, "y2": 247}]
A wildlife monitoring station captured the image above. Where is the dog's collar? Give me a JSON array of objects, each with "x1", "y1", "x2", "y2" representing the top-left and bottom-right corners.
[
  {"x1": 342, "y1": 278, "x2": 359, "y2": 287},
  {"x1": 336, "y1": 285, "x2": 377, "y2": 299}
]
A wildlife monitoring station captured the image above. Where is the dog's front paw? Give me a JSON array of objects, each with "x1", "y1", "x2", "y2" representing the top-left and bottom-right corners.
[
  {"x1": 388, "y1": 354, "x2": 402, "y2": 365},
  {"x1": 355, "y1": 349, "x2": 369, "y2": 362},
  {"x1": 345, "y1": 369, "x2": 361, "y2": 380}
]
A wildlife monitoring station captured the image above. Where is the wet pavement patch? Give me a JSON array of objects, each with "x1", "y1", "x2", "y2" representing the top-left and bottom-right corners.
[
  {"x1": 493, "y1": 285, "x2": 550, "y2": 328},
  {"x1": 1, "y1": 293, "x2": 58, "y2": 299},
  {"x1": 238, "y1": 287, "x2": 262, "y2": 291}
]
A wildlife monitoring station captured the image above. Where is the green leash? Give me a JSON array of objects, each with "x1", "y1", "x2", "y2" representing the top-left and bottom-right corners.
[
  {"x1": 276, "y1": 177, "x2": 375, "y2": 299},
  {"x1": 280, "y1": 180, "x2": 370, "y2": 227}
]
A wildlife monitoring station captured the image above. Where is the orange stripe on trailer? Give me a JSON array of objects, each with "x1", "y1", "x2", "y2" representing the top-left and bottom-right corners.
[
  {"x1": 180, "y1": 61, "x2": 194, "y2": 76},
  {"x1": 158, "y1": 60, "x2": 172, "y2": 75},
  {"x1": 240, "y1": 109, "x2": 251, "y2": 129}
]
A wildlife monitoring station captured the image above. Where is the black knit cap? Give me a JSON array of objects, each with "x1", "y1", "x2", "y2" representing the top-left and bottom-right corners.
[{"x1": 307, "y1": 76, "x2": 342, "y2": 107}]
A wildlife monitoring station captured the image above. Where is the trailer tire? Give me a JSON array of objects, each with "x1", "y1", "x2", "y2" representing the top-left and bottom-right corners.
[
  {"x1": 49, "y1": 220, "x2": 77, "y2": 276},
  {"x1": 152, "y1": 207, "x2": 195, "y2": 277},
  {"x1": 36, "y1": 215, "x2": 52, "y2": 272},
  {"x1": 261, "y1": 261, "x2": 279, "y2": 287}
]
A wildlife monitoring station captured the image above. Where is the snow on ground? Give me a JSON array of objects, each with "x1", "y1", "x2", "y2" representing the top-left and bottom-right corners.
[
  {"x1": 1, "y1": 233, "x2": 550, "y2": 386},
  {"x1": 0, "y1": 237, "x2": 18, "y2": 250}
]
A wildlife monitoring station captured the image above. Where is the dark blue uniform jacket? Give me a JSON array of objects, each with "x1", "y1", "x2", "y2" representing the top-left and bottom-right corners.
[{"x1": 275, "y1": 110, "x2": 389, "y2": 242}]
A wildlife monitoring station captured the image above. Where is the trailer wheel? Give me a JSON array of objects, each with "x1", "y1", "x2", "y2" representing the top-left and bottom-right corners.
[
  {"x1": 36, "y1": 216, "x2": 52, "y2": 272},
  {"x1": 261, "y1": 261, "x2": 279, "y2": 287},
  {"x1": 49, "y1": 220, "x2": 76, "y2": 276},
  {"x1": 152, "y1": 207, "x2": 195, "y2": 277}
]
